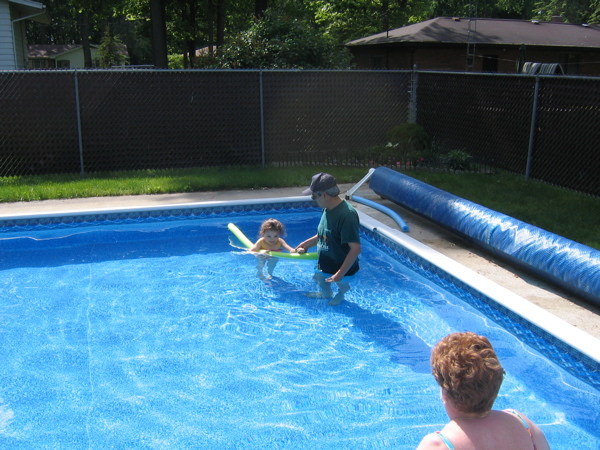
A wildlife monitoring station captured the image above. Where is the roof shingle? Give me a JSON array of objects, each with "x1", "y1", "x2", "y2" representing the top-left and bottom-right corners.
[{"x1": 346, "y1": 17, "x2": 600, "y2": 48}]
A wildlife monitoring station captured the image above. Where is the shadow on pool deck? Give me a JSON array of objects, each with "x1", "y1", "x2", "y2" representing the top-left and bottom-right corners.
[{"x1": 1, "y1": 184, "x2": 599, "y2": 341}]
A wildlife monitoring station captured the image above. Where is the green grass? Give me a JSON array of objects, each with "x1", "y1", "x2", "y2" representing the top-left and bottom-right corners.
[
  {"x1": 407, "y1": 171, "x2": 600, "y2": 250},
  {"x1": 1, "y1": 166, "x2": 598, "y2": 250},
  {"x1": 0, "y1": 167, "x2": 368, "y2": 202}
]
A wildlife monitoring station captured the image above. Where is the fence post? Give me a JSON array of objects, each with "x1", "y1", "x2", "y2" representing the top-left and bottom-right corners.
[
  {"x1": 259, "y1": 70, "x2": 266, "y2": 168},
  {"x1": 73, "y1": 70, "x2": 85, "y2": 178},
  {"x1": 408, "y1": 65, "x2": 418, "y2": 123},
  {"x1": 526, "y1": 76, "x2": 541, "y2": 180}
]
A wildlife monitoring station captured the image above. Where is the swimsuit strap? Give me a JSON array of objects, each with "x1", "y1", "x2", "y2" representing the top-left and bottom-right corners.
[
  {"x1": 505, "y1": 409, "x2": 538, "y2": 450},
  {"x1": 435, "y1": 431, "x2": 455, "y2": 450}
]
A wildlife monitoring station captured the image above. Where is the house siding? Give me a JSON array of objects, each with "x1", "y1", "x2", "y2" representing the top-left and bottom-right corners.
[
  {"x1": 351, "y1": 44, "x2": 600, "y2": 75},
  {"x1": 56, "y1": 48, "x2": 100, "y2": 68},
  {"x1": 0, "y1": 0, "x2": 15, "y2": 69},
  {"x1": 11, "y1": 4, "x2": 27, "y2": 69}
]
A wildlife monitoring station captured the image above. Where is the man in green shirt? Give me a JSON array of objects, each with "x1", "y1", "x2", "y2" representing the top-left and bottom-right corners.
[{"x1": 295, "y1": 173, "x2": 361, "y2": 305}]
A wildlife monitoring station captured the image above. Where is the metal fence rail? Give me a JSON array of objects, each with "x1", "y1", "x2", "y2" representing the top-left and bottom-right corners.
[{"x1": 0, "y1": 69, "x2": 598, "y2": 196}]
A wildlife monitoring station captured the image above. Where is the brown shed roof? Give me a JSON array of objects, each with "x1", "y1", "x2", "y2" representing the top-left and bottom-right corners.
[
  {"x1": 346, "y1": 17, "x2": 600, "y2": 48},
  {"x1": 28, "y1": 45, "x2": 89, "y2": 59}
]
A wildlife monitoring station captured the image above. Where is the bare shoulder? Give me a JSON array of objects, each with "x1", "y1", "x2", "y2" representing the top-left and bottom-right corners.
[
  {"x1": 505, "y1": 409, "x2": 551, "y2": 450},
  {"x1": 416, "y1": 432, "x2": 447, "y2": 450}
]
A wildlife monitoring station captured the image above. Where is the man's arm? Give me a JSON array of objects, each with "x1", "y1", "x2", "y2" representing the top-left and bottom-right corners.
[
  {"x1": 326, "y1": 242, "x2": 361, "y2": 282},
  {"x1": 295, "y1": 235, "x2": 318, "y2": 253}
]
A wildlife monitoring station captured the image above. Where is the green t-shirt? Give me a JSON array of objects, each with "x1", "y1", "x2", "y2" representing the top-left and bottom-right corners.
[{"x1": 316, "y1": 199, "x2": 360, "y2": 275}]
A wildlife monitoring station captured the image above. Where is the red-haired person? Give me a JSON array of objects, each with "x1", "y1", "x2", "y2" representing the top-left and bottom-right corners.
[{"x1": 417, "y1": 332, "x2": 550, "y2": 450}]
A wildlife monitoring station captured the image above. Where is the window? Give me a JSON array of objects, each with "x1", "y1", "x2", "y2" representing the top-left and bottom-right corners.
[
  {"x1": 482, "y1": 54, "x2": 498, "y2": 72},
  {"x1": 372, "y1": 56, "x2": 384, "y2": 69},
  {"x1": 559, "y1": 53, "x2": 580, "y2": 75},
  {"x1": 29, "y1": 59, "x2": 56, "y2": 69}
]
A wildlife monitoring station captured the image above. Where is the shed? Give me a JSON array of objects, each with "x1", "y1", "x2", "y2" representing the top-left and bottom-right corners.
[{"x1": 346, "y1": 17, "x2": 600, "y2": 75}]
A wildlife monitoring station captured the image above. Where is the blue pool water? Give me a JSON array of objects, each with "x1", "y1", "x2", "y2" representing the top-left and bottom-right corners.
[{"x1": 0, "y1": 204, "x2": 599, "y2": 449}]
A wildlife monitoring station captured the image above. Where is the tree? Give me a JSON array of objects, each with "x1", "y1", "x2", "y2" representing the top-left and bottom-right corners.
[
  {"x1": 215, "y1": 9, "x2": 352, "y2": 68},
  {"x1": 26, "y1": 0, "x2": 146, "y2": 66},
  {"x1": 432, "y1": 0, "x2": 536, "y2": 19},
  {"x1": 309, "y1": 0, "x2": 431, "y2": 44},
  {"x1": 533, "y1": 0, "x2": 599, "y2": 23},
  {"x1": 150, "y1": 0, "x2": 169, "y2": 67},
  {"x1": 97, "y1": 24, "x2": 129, "y2": 67}
]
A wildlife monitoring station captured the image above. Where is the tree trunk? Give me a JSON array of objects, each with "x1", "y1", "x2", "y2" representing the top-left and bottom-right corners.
[
  {"x1": 80, "y1": 12, "x2": 93, "y2": 68},
  {"x1": 187, "y1": 41, "x2": 196, "y2": 68},
  {"x1": 255, "y1": 0, "x2": 268, "y2": 18},
  {"x1": 216, "y1": 0, "x2": 226, "y2": 47},
  {"x1": 208, "y1": 0, "x2": 214, "y2": 55},
  {"x1": 150, "y1": 0, "x2": 169, "y2": 68}
]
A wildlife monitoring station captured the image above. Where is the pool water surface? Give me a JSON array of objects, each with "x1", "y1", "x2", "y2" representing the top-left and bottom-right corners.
[{"x1": 0, "y1": 208, "x2": 599, "y2": 449}]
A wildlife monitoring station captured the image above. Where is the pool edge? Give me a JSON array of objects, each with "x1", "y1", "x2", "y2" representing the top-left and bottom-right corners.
[{"x1": 358, "y1": 211, "x2": 600, "y2": 364}]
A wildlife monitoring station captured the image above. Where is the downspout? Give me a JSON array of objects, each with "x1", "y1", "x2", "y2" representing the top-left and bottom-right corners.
[{"x1": 12, "y1": 11, "x2": 48, "y2": 69}]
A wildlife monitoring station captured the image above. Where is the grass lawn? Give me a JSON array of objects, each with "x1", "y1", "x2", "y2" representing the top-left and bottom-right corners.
[{"x1": 1, "y1": 166, "x2": 598, "y2": 250}]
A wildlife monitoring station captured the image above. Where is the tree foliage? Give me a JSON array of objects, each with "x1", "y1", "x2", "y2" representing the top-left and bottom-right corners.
[
  {"x1": 311, "y1": 0, "x2": 431, "y2": 44},
  {"x1": 533, "y1": 0, "x2": 599, "y2": 22},
  {"x1": 213, "y1": 9, "x2": 353, "y2": 68},
  {"x1": 432, "y1": 0, "x2": 536, "y2": 19},
  {"x1": 97, "y1": 25, "x2": 129, "y2": 67},
  {"x1": 26, "y1": 0, "x2": 600, "y2": 69}
]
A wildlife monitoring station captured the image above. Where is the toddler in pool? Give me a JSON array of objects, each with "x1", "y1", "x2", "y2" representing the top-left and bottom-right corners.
[{"x1": 249, "y1": 218, "x2": 294, "y2": 280}]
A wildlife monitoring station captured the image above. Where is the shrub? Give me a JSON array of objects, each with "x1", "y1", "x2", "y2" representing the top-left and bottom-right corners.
[
  {"x1": 387, "y1": 123, "x2": 430, "y2": 153},
  {"x1": 386, "y1": 123, "x2": 430, "y2": 165},
  {"x1": 444, "y1": 149, "x2": 473, "y2": 171}
]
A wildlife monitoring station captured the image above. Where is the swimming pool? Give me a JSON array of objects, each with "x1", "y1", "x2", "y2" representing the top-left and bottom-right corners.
[{"x1": 1, "y1": 198, "x2": 599, "y2": 449}]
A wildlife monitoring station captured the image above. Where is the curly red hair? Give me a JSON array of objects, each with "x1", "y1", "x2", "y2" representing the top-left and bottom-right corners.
[{"x1": 431, "y1": 332, "x2": 505, "y2": 415}]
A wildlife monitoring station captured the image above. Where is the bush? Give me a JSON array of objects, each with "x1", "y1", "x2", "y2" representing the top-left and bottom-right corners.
[
  {"x1": 443, "y1": 149, "x2": 473, "y2": 171},
  {"x1": 387, "y1": 123, "x2": 430, "y2": 153},
  {"x1": 386, "y1": 123, "x2": 430, "y2": 165}
]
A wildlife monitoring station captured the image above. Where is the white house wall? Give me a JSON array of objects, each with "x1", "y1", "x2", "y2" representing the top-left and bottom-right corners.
[
  {"x1": 10, "y1": 4, "x2": 27, "y2": 68},
  {"x1": 57, "y1": 48, "x2": 101, "y2": 68},
  {"x1": 0, "y1": 0, "x2": 16, "y2": 69}
]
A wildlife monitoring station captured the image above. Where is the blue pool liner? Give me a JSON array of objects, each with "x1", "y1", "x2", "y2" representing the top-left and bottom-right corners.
[{"x1": 369, "y1": 167, "x2": 600, "y2": 306}]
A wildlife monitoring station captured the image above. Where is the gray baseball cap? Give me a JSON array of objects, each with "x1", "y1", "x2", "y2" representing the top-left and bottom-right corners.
[{"x1": 302, "y1": 172, "x2": 338, "y2": 195}]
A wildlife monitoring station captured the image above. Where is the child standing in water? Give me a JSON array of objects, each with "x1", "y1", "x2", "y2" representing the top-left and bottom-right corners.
[{"x1": 250, "y1": 218, "x2": 295, "y2": 279}]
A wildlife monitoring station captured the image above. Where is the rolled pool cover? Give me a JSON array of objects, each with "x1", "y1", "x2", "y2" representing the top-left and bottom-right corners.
[{"x1": 369, "y1": 167, "x2": 600, "y2": 305}]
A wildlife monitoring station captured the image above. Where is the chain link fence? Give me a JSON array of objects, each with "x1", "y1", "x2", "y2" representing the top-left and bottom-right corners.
[
  {"x1": 0, "y1": 69, "x2": 598, "y2": 196},
  {"x1": 416, "y1": 72, "x2": 600, "y2": 196}
]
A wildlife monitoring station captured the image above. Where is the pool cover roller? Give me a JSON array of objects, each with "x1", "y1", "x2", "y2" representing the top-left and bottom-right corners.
[
  {"x1": 369, "y1": 167, "x2": 600, "y2": 305},
  {"x1": 228, "y1": 223, "x2": 318, "y2": 260}
]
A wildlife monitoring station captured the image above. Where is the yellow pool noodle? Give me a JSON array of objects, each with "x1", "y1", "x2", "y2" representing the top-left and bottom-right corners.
[{"x1": 227, "y1": 223, "x2": 318, "y2": 260}]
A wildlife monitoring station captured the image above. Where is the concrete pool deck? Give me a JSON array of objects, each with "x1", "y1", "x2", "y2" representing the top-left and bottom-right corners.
[{"x1": 1, "y1": 184, "x2": 599, "y2": 342}]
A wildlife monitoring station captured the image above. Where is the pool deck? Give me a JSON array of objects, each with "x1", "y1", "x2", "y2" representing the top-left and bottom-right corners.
[{"x1": 1, "y1": 184, "x2": 599, "y2": 342}]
